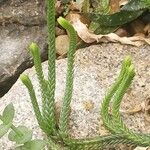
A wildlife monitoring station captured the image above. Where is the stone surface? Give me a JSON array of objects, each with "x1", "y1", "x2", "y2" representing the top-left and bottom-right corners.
[
  {"x1": 0, "y1": 43, "x2": 150, "y2": 149},
  {"x1": 0, "y1": 24, "x2": 48, "y2": 97},
  {"x1": 0, "y1": 0, "x2": 45, "y2": 26},
  {"x1": 0, "y1": 0, "x2": 66, "y2": 97},
  {"x1": 56, "y1": 35, "x2": 69, "y2": 55},
  {"x1": 0, "y1": 0, "x2": 47, "y2": 97}
]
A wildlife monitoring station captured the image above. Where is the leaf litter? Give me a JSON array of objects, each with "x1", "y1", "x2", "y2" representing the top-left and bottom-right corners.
[{"x1": 66, "y1": 13, "x2": 150, "y2": 46}]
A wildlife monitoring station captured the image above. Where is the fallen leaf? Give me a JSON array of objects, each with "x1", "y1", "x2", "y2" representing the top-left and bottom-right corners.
[{"x1": 66, "y1": 13, "x2": 150, "y2": 46}]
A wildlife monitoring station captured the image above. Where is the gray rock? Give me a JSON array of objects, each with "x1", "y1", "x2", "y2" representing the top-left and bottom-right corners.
[
  {"x1": 0, "y1": 0, "x2": 46, "y2": 26},
  {"x1": 0, "y1": 1, "x2": 65, "y2": 97},
  {"x1": 0, "y1": 43, "x2": 150, "y2": 149},
  {"x1": 0, "y1": 0, "x2": 47, "y2": 97},
  {"x1": 0, "y1": 24, "x2": 48, "y2": 97}
]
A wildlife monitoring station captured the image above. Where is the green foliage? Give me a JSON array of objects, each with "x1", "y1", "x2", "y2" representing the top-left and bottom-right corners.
[
  {"x1": 20, "y1": 74, "x2": 47, "y2": 133},
  {"x1": 0, "y1": 104, "x2": 14, "y2": 138},
  {"x1": 57, "y1": 17, "x2": 77, "y2": 138},
  {"x1": 0, "y1": 0, "x2": 150, "y2": 149},
  {"x1": 8, "y1": 126, "x2": 32, "y2": 144},
  {"x1": 15, "y1": 140, "x2": 46, "y2": 150},
  {"x1": 0, "y1": 103, "x2": 46, "y2": 149},
  {"x1": 93, "y1": 0, "x2": 110, "y2": 14},
  {"x1": 84, "y1": 0, "x2": 150, "y2": 34},
  {"x1": 87, "y1": 10, "x2": 144, "y2": 27},
  {"x1": 121, "y1": 0, "x2": 150, "y2": 11},
  {"x1": 2, "y1": 103, "x2": 14, "y2": 124},
  {"x1": 0, "y1": 123, "x2": 12, "y2": 138}
]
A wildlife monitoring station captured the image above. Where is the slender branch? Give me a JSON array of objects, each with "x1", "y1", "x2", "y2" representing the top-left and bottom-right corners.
[
  {"x1": 58, "y1": 17, "x2": 77, "y2": 138},
  {"x1": 29, "y1": 43, "x2": 47, "y2": 103},
  {"x1": 43, "y1": 0, "x2": 56, "y2": 134},
  {"x1": 111, "y1": 65, "x2": 150, "y2": 146},
  {"x1": 101, "y1": 56, "x2": 131, "y2": 132},
  {"x1": 20, "y1": 74, "x2": 48, "y2": 133}
]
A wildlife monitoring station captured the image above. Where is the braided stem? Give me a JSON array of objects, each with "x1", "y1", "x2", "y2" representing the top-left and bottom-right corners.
[
  {"x1": 43, "y1": 0, "x2": 56, "y2": 134},
  {"x1": 29, "y1": 44, "x2": 48, "y2": 132},
  {"x1": 65, "y1": 134, "x2": 136, "y2": 150},
  {"x1": 20, "y1": 74, "x2": 48, "y2": 133},
  {"x1": 111, "y1": 66, "x2": 150, "y2": 146},
  {"x1": 57, "y1": 17, "x2": 77, "y2": 138},
  {"x1": 100, "y1": 56, "x2": 131, "y2": 131},
  {"x1": 29, "y1": 43, "x2": 46, "y2": 100}
]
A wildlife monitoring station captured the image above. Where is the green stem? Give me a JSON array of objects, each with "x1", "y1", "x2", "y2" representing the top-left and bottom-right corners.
[
  {"x1": 100, "y1": 56, "x2": 131, "y2": 132},
  {"x1": 29, "y1": 43, "x2": 47, "y2": 105},
  {"x1": 47, "y1": 137, "x2": 62, "y2": 150},
  {"x1": 57, "y1": 17, "x2": 77, "y2": 138},
  {"x1": 111, "y1": 66, "x2": 150, "y2": 146},
  {"x1": 66, "y1": 134, "x2": 135, "y2": 150},
  {"x1": 43, "y1": 0, "x2": 56, "y2": 134},
  {"x1": 20, "y1": 74, "x2": 48, "y2": 133}
]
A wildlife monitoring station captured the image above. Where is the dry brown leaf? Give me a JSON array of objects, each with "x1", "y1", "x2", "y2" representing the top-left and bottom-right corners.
[{"x1": 67, "y1": 13, "x2": 150, "y2": 46}]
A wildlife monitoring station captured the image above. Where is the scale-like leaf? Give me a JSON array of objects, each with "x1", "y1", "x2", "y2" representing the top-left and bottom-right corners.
[
  {"x1": 2, "y1": 103, "x2": 15, "y2": 124},
  {"x1": 14, "y1": 139, "x2": 46, "y2": 150},
  {"x1": 8, "y1": 126, "x2": 32, "y2": 144},
  {"x1": 0, "y1": 123, "x2": 12, "y2": 138}
]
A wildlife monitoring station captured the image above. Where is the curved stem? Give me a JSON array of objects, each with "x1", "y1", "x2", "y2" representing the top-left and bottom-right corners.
[
  {"x1": 111, "y1": 66, "x2": 150, "y2": 146},
  {"x1": 57, "y1": 17, "x2": 77, "y2": 138},
  {"x1": 20, "y1": 74, "x2": 48, "y2": 133},
  {"x1": 101, "y1": 56, "x2": 131, "y2": 132}
]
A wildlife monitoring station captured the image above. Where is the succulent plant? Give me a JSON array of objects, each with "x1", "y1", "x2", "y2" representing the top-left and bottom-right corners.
[{"x1": 0, "y1": 0, "x2": 150, "y2": 149}]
